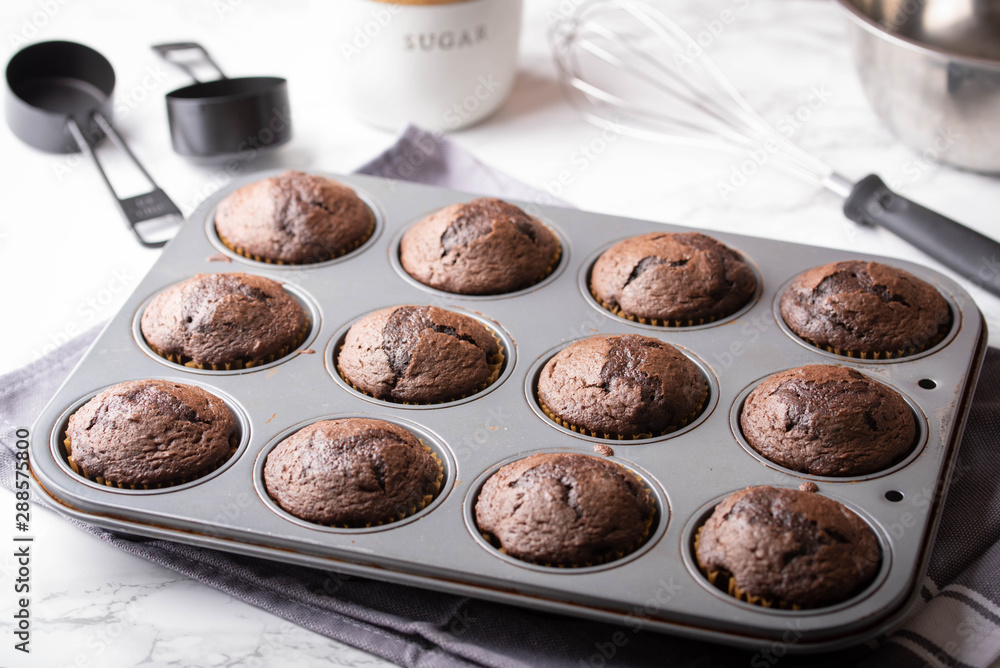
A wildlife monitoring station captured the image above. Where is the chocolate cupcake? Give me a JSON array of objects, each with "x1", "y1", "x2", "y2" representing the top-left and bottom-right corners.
[
  {"x1": 741, "y1": 365, "x2": 916, "y2": 477},
  {"x1": 264, "y1": 418, "x2": 442, "y2": 527},
  {"x1": 214, "y1": 171, "x2": 374, "y2": 264},
  {"x1": 536, "y1": 334, "x2": 705, "y2": 438},
  {"x1": 695, "y1": 486, "x2": 880, "y2": 609},
  {"x1": 780, "y1": 261, "x2": 950, "y2": 358},
  {"x1": 475, "y1": 452, "x2": 654, "y2": 566},
  {"x1": 141, "y1": 273, "x2": 307, "y2": 370},
  {"x1": 337, "y1": 305, "x2": 503, "y2": 404},
  {"x1": 64, "y1": 379, "x2": 237, "y2": 488},
  {"x1": 399, "y1": 198, "x2": 560, "y2": 295},
  {"x1": 590, "y1": 232, "x2": 756, "y2": 326}
]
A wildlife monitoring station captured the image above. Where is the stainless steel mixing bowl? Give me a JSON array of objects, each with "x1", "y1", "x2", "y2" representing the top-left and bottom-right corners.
[{"x1": 838, "y1": 0, "x2": 1000, "y2": 173}]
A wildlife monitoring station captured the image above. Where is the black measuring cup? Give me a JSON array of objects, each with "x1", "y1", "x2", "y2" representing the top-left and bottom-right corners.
[
  {"x1": 152, "y1": 42, "x2": 291, "y2": 159},
  {"x1": 5, "y1": 40, "x2": 181, "y2": 248}
]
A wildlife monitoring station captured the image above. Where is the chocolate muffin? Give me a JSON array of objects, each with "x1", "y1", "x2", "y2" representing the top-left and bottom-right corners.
[
  {"x1": 64, "y1": 379, "x2": 237, "y2": 488},
  {"x1": 141, "y1": 273, "x2": 307, "y2": 369},
  {"x1": 214, "y1": 171, "x2": 373, "y2": 264},
  {"x1": 337, "y1": 305, "x2": 502, "y2": 403},
  {"x1": 590, "y1": 232, "x2": 756, "y2": 325},
  {"x1": 399, "y1": 198, "x2": 560, "y2": 295},
  {"x1": 475, "y1": 452, "x2": 654, "y2": 565},
  {"x1": 780, "y1": 261, "x2": 950, "y2": 358},
  {"x1": 536, "y1": 334, "x2": 705, "y2": 438},
  {"x1": 264, "y1": 418, "x2": 441, "y2": 527},
  {"x1": 741, "y1": 365, "x2": 916, "y2": 477},
  {"x1": 695, "y1": 486, "x2": 880, "y2": 609}
]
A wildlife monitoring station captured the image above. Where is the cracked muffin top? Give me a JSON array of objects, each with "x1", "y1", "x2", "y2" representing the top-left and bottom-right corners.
[
  {"x1": 140, "y1": 272, "x2": 306, "y2": 368},
  {"x1": 65, "y1": 379, "x2": 236, "y2": 486},
  {"x1": 696, "y1": 486, "x2": 880, "y2": 608},
  {"x1": 337, "y1": 305, "x2": 500, "y2": 403},
  {"x1": 475, "y1": 452, "x2": 654, "y2": 565},
  {"x1": 399, "y1": 198, "x2": 560, "y2": 295},
  {"x1": 590, "y1": 232, "x2": 756, "y2": 323},
  {"x1": 536, "y1": 334, "x2": 705, "y2": 438},
  {"x1": 214, "y1": 171, "x2": 373, "y2": 264},
  {"x1": 264, "y1": 418, "x2": 440, "y2": 526},
  {"x1": 741, "y1": 365, "x2": 916, "y2": 477},
  {"x1": 780, "y1": 261, "x2": 950, "y2": 355}
]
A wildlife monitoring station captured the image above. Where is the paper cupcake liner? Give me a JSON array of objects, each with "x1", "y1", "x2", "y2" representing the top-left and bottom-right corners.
[
  {"x1": 537, "y1": 381, "x2": 708, "y2": 440},
  {"x1": 337, "y1": 330, "x2": 505, "y2": 405},
  {"x1": 537, "y1": 238, "x2": 562, "y2": 286},
  {"x1": 693, "y1": 525, "x2": 801, "y2": 611},
  {"x1": 305, "y1": 443, "x2": 444, "y2": 529},
  {"x1": 802, "y1": 335, "x2": 942, "y2": 360},
  {"x1": 217, "y1": 209, "x2": 376, "y2": 265},
  {"x1": 147, "y1": 320, "x2": 309, "y2": 371},
  {"x1": 795, "y1": 320, "x2": 951, "y2": 360},
  {"x1": 590, "y1": 285, "x2": 725, "y2": 328},
  {"x1": 480, "y1": 465, "x2": 655, "y2": 568},
  {"x1": 63, "y1": 432, "x2": 239, "y2": 490}
]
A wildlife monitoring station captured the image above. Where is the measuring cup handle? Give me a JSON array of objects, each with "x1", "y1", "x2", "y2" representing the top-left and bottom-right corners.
[
  {"x1": 151, "y1": 42, "x2": 227, "y2": 83},
  {"x1": 67, "y1": 114, "x2": 181, "y2": 249},
  {"x1": 844, "y1": 174, "x2": 1000, "y2": 297}
]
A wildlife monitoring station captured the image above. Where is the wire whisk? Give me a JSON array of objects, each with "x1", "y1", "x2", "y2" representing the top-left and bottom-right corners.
[{"x1": 550, "y1": 0, "x2": 853, "y2": 196}]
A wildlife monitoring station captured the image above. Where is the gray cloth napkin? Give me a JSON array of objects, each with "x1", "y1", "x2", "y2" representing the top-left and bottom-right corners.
[{"x1": 3, "y1": 126, "x2": 999, "y2": 668}]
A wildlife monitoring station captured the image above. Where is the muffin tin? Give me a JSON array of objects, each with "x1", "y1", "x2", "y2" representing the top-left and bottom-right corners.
[{"x1": 30, "y1": 171, "x2": 987, "y2": 652}]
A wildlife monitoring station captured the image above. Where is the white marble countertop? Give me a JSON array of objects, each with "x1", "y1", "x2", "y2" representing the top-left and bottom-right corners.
[{"x1": 2, "y1": 0, "x2": 998, "y2": 666}]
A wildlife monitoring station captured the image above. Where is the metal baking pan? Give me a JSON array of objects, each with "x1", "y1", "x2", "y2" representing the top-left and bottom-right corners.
[{"x1": 30, "y1": 170, "x2": 988, "y2": 652}]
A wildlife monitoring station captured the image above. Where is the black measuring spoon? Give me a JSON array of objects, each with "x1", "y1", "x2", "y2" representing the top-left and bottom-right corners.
[
  {"x1": 5, "y1": 40, "x2": 181, "y2": 249},
  {"x1": 153, "y1": 42, "x2": 291, "y2": 160}
]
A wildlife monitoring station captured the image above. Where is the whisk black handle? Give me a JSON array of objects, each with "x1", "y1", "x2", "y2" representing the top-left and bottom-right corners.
[{"x1": 843, "y1": 174, "x2": 1000, "y2": 297}]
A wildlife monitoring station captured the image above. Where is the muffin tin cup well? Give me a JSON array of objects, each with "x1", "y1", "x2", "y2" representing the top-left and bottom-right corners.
[
  {"x1": 388, "y1": 212, "x2": 571, "y2": 301},
  {"x1": 49, "y1": 379, "x2": 252, "y2": 495},
  {"x1": 132, "y1": 274, "x2": 323, "y2": 375},
  {"x1": 325, "y1": 305, "x2": 517, "y2": 409},
  {"x1": 29, "y1": 170, "x2": 988, "y2": 652},
  {"x1": 729, "y1": 374, "x2": 930, "y2": 483},
  {"x1": 681, "y1": 490, "x2": 893, "y2": 616},
  {"x1": 204, "y1": 186, "x2": 385, "y2": 270},
  {"x1": 771, "y1": 274, "x2": 962, "y2": 364},
  {"x1": 252, "y1": 414, "x2": 456, "y2": 534},
  {"x1": 578, "y1": 239, "x2": 764, "y2": 332},
  {"x1": 524, "y1": 338, "x2": 720, "y2": 444},
  {"x1": 462, "y1": 449, "x2": 670, "y2": 574}
]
